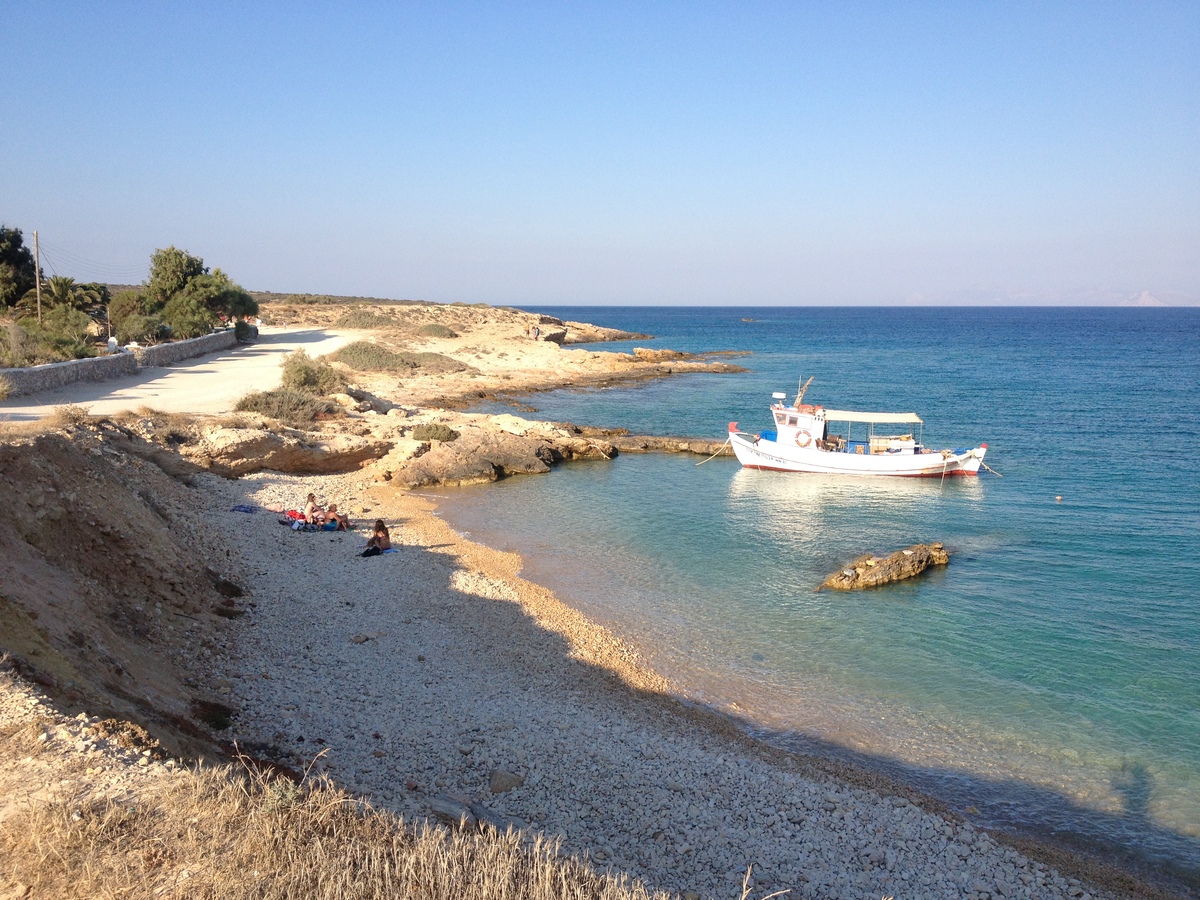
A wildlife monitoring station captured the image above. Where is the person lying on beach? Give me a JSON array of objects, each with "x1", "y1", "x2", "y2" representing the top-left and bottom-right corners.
[
  {"x1": 322, "y1": 503, "x2": 350, "y2": 531},
  {"x1": 361, "y1": 520, "x2": 391, "y2": 557},
  {"x1": 303, "y1": 493, "x2": 325, "y2": 524}
]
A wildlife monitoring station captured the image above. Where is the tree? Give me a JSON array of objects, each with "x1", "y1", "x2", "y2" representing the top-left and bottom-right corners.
[
  {"x1": 0, "y1": 226, "x2": 41, "y2": 308},
  {"x1": 108, "y1": 290, "x2": 148, "y2": 334},
  {"x1": 176, "y1": 268, "x2": 258, "y2": 320},
  {"x1": 161, "y1": 294, "x2": 216, "y2": 339},
  {"x1": 146, "y1": 246, "x2": 207, "y2": 308}
]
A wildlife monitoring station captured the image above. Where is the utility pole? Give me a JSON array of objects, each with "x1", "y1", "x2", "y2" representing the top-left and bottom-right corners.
[{"x1": 33, "y1": 230, "x2": 42, "y2": 324}]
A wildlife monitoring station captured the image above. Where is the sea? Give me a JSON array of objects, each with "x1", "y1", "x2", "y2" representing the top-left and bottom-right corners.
[{"x1": 428, "y1": 306, "x2": 1200, "y2": 879}]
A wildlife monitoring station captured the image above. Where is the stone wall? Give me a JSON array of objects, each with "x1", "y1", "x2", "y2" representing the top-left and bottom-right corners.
[
  {"x1": 0, "y1": 353, "x2": 138, "y2": 398},
  {"x1": 1, "y1": 331, "x2": 241, "y2": 398},
  {"x1": 132, "y1": 330, "x2": 237, "y2": 367}
]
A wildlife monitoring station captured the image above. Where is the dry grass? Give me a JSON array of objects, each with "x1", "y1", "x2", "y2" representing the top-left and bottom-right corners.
[
  {"x1": 44, "y1": 404, "x2": 96, "y2": 428},
  {"x1": 0, "y1": 759, "x2": 687, "y2": 900},
  {"x1": 0, "y1": 373, "x2": 10, "y2": 401}
]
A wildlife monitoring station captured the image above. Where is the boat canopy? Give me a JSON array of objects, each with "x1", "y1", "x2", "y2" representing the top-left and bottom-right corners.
[{"x1": 821, "y1": 409, "x2": 923, "y2": 424}]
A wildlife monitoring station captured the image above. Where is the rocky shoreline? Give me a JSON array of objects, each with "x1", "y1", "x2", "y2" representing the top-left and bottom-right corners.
[{"x1": 0, "y1": 301, "x2": 1186, "y2": 899}]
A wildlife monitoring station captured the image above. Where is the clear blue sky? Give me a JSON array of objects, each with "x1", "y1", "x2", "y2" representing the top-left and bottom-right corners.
[{"x1": 4, "y1": 3, "x2": 1197, "y2": 305}]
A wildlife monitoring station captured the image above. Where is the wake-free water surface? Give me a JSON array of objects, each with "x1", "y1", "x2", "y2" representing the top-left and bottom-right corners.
[{"x1": 429, "y1": 306, "x2": 1200, "y2": 874}]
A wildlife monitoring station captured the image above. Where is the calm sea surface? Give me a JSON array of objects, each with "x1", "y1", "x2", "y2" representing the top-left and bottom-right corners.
[{"x1": 430, "y1": 307, "x2": 1200, "y2": 874}]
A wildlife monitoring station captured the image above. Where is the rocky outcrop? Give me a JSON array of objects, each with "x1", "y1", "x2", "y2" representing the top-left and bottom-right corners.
[
  {"x1": 385, "y1": 420, "x2": 615, "y2": 488},
  {"x1": 820, "y1": 543, "x2": 949, "y2": 591},
  {"x1": 632, "y1": 347, "x2": 688, "y2": 362},
  {"x1": 181, "y1": 426, "x2": 392, "y2": 477},
  {"x1": 609, "y1": 434, "x2": 734, "y2": 456}
]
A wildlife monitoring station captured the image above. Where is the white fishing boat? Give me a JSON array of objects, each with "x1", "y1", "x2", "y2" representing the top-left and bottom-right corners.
[{"x1": 728, "y1": 380, "x2": 988, "y2": 477}]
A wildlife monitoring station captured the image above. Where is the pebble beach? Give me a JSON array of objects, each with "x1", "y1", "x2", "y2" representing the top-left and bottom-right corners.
[{"x1": 204, "y1": 469, "x2": 1127, "y2": 900}]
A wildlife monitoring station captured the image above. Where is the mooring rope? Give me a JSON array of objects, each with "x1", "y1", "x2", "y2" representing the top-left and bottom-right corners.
[
  {"x1": 696, "y1": 435, "x2": 732, "y2": 465},
  {"x1": 980, "y1": 460, "x2": 1003, "y2": 477}
]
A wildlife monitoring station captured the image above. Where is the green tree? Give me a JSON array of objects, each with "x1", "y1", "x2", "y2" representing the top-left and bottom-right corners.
[
  {"x1": 0, "y1": 227, "x2": 41, "y2": 308},
  {"x1": 176, "y1": 268, "x2": 258, "y2": 320},
  {"x1": 161, "y1": 294, "x2": 216, "y2": 339},
  {"x1": 146, "y1": 246, "x2": 207, "y2": 308},
  {"x1": 108, "y1": 290, "x2": 148, "y2": 335}
]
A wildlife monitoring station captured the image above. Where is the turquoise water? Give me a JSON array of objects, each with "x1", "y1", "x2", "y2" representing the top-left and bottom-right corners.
[{"x1": 433, "y1": 307, "x2": 1200, "y2": 874}]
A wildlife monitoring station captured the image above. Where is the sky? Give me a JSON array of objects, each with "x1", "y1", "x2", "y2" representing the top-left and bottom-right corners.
[{"x1": 4, "y1": 3, "x2": 1198, "y2": 306}]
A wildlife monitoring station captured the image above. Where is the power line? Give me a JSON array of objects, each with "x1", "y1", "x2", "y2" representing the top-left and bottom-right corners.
[{"x1": 35, "y1": 238, "x2": 147, "y2": 282}]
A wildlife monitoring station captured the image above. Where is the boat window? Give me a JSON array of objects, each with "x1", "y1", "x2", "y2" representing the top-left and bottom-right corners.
[
  {"x1": 787, "y1": 415, "x2": 798, "y2": 427},
  {"x1": 774, "y1": 412, "x2": 786, "y2": 425}
]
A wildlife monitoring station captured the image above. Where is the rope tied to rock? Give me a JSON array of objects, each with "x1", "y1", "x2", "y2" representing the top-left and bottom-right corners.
[{"x1": 695, "y1": 435, "x2": 731, "y2": 465}]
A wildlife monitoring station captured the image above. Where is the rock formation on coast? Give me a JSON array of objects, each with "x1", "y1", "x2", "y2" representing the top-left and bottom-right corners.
[{"x1": 820, "y1": 542, "x2": 950, "y2": 591}]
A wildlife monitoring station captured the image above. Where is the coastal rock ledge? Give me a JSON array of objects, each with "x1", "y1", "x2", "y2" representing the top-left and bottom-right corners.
[{"x1": 821, "y1": 542, "x2": 949, "y2": 590}]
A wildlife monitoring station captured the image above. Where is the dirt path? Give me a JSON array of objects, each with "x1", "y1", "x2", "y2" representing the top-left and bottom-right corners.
[{"x1": 0, "y1": 327, "x2": 356, "y2": 421}]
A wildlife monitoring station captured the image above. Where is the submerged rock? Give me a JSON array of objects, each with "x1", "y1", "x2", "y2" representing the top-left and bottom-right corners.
[{"x1": 820, "y1": 543, "x2": 949, "y2": 591}]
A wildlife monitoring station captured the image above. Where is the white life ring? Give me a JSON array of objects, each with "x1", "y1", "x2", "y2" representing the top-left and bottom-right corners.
[{"x1": 795, "y1": 430, "x2": 812, "y2": 448}]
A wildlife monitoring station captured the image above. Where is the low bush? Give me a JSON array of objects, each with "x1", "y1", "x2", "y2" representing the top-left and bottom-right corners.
[
  {"x1": 234, "y1": 388, "x2": 337, "y2": 427},
  {"x1": 117, "y1": 314, "x2": 164, "y2": 345},
  {"x1": 4, "y1": 310, "x2": 97, "y2": 364},
  {"x1": 335, "y1": 308, "x2": 394, "y2": 329},
  {"x1": 333, "y1": 341, "x2": 471, "y2": 375},
  {"x1": 410, "y1": 423, "x2": 459, "y2": 442},
  {"x1": 280, "y1": 350, "x2": 347, "y2": 395},
  {"x1": 0, "y1": 373, "x2": 10, "y2": 400},
  {"x1": 416, "y1": 322, "x2": 457, "y2": 338},
  {"x1": 234, "y1": 319, "x2": 255, "y2": 341}
]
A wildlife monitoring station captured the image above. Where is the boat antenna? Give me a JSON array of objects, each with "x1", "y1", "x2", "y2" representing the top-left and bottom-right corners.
[{"x1": 796, "y1": 375, "x2": 814, "y2": 407}]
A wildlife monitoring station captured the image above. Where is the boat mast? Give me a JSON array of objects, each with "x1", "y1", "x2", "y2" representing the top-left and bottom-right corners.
[{"x1": 795, "y1": 375, "x2": 814, "y2": 407}]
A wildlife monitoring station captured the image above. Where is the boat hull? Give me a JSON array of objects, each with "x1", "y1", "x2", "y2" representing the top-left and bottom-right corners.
[{"x1": 729, "y1": 431, "x2": 985, "y2": 477}]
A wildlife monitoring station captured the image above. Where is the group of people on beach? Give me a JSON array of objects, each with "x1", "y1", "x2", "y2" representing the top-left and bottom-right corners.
[{"x1": 286, "y1": 493, "x2": 392, "y2": 557}]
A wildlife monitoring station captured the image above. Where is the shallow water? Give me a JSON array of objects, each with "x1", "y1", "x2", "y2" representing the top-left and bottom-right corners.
[{"x1": 432, "y1": 306, "x2": 1200, "y2": 873}]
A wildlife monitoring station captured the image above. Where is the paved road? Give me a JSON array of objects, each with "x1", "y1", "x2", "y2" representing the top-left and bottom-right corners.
[{"x1": 0, "y1": 327, "x2": 355, "y2": 422}]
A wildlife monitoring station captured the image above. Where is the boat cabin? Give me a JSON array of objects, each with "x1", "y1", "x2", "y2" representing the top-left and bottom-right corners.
[{"x1": 765, "y1": 399, "x2": 924, "y2": 455}]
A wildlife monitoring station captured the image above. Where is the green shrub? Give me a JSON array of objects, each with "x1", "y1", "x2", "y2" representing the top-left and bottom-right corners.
[
  {"x1": 416, "y1": 323, "x2": 457, "y2": 338},
  {"x1": 117, "y1": 313, "x2": 164, "y2": 345},
  {"x1": 335, "y1": 308, "x2": 394, "y2": 329},
  {"x1": 410, "y1": 423, "x2": 459, "y2": 442},
  {"x1": 280, "y1": 350, "x2": 347, "y2": 395},
  {"x1": 332, "y1": 341, "x2": 471, "y2": 375},
  {"x1": 234, "y1": 319, "x2": 255, "y2": 341},
  {"x1": 108, "y1": 291, "x2": 149, "y2": 334},
  {"x1": 11, "y1": 308, "x2": 96, "y2": 362},
  {"x1": 161, "y1": 295, "x2": 217, "y2": 339},
  {"x1": 234, "y1": 388, "x2": 338, "y2": 427}
]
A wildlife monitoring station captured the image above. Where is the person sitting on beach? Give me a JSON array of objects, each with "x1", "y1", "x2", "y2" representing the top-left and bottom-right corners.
[
  {"x1": 322, "y1": 503, "x2": 350, "y2": 531},
  {"x1": 303, "y1": 493, "x2": 325, "y2": 524},
  {"x1": 361, "y1": 520, "x2": 391, "y2": 557}
]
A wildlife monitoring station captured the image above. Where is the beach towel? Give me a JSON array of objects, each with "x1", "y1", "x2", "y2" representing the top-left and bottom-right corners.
[{"x1": 230, "y1": 504, "x2": 262, "y2": 514}]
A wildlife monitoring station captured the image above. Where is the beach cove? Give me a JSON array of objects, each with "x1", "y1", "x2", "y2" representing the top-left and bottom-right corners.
[{"x1": 1, "y1": 301, "x2": 1192, "y2": 898}]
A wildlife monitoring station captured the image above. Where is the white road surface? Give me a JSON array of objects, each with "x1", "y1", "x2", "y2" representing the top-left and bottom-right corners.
[{"x1": 0, "y1": 327, "x2": 355, "y2": 422}]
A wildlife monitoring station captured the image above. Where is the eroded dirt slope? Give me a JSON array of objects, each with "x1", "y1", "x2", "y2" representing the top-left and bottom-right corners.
[{"x1": 0, "y1": 422, "x2": 246, "y2": 759}]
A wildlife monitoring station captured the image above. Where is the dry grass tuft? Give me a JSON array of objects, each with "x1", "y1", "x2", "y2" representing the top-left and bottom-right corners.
[
  {"x1": 0, "y1": 759, "x2": 685, "y2": 900},
  {"x1": 43, "y1": 404, "x2": 96, "y2": 428},
  {"x1": 0, "y1": 373, "x2": 10, "y2": 401}
]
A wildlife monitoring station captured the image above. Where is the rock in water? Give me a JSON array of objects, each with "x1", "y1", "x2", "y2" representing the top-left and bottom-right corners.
[{"x1": 820, "y1": 543, "x2": 949, "y2": 591}]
